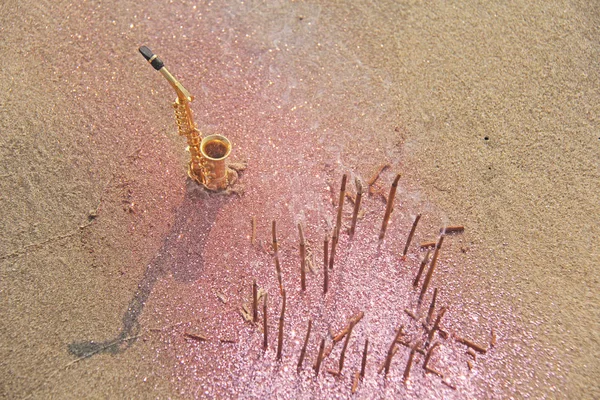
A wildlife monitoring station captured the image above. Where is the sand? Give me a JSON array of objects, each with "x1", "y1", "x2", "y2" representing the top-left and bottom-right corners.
[{"x1": 1, "y1": 0, "x2": 598, "y2": 398}]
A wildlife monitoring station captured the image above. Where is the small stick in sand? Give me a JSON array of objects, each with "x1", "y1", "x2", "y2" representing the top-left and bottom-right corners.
[
  {"x1": 338, "y1": 320, "x2": 355, "y2": 374},
  {"x1": 299, "y1": 223, "x2": 306, "y2": 291},
  {"x1": 335, "y1": 174, "x2": 347, "y2": 237},
  {"x1": 418, "y1": 235, "x2": 445, "y2": 304},
  {"x1": 297, "y1": 319, "x2": 312, "y2": 372},
  {"x1": 420, "y1": 241, "x2": 436, "y2": 249},
  {"x1": 367, "y1": 163, "x2": 390, "y2": 187},
  {"x1": 403, "y1": 340, "x2": 421, "y2": 382},
  {"x1": 441, "y1": 225, "x2": 464, "y2": 234},
  {"x1": 350, "y1": 178, "x2": 363, "y2": 236},
  {"x1": 274, "y1": 258, "x2": 283, "y2": 295},
  {"x1": 272, "y1": 220, "x2": 279, "y2": 253},
  {"x1": 427, "y1": 307, "x2": 447, "y2": 344},
  {"x1": 404, "y1": 308, "x2": 417, "y2": 320},
  {"x1": 467, "y1": 349, "x2": 477, "y2": 360},
  {"x1": 315, "y1": 337, "x2": 326, "y2": 376},
  {"x1": 323, "y1": 235, "x2": 329, "y2": 271},
  {"x1": 383, "y1": 325, "x2": 405, "y2": 376},
  {"x1": 252, "y1": 280, "x2": 258, "y2": 323},
  {"x1": 413, "y1": 249, "x2": 431, "y2": 288},
  {"x1": 329, "y1": 230, "x2": 338, "y2": 270},
  {"x1": 184, "y1": 332, "x2": 208, "y2": 342},
  {"x1": 426, "y1": 366, "x2": 444, "y2": 378},
  {"x1": 272, "y1": 221, "x2": 283, "y2": 294},
  {"x1": 379, "y1": 174, "x2": 401, "y2": 241},
  {"x1": 277, "y1": 290, "x2": 286, "y2": 360},
  {"x1": 333, "y1": 311, "x2": 364, "y2": 342},
  {"x1": 381, "y1": 347, "x2": 399, "y2": 376},
  {"x1": 251, "y1": 216, "x2": 256, "y2": 245},
  {"x1": 426, "y1": 288, "x2": 439, "y2": 325},
  {"x1": 360, "y1": 339, "x2": 369, "y2": 378},
  {"x1": 456, "y1": 336, "x2": 488, "y2": 354},
  {"x1": 423, "y1": 342, "x2": 441, "y2": 370},
  {"x1": 262, "y1": 293, "x2": 268, "y2": 350},
  {"x1": 442, "y1": 380, "x2": 457, "y2": 390},
  {"x1": 491, "y1": 328, "x2": 497, "y2": 347},
  {"x1": 323, "y1": 236, "x2": 329, "y2": 294},
  {"x1": 403, "y1": 214, "x2": 422, "y2": 256},
  {"x1": 352, "y1": 371, "x2": 360, "y2": 394},
  {"x1": 398, "y1": 340, "x2": 426, "y2": 355}
]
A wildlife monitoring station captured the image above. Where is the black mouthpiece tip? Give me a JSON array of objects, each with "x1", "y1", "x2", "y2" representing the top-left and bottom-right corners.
[
  {"x1": 139, "y1": 45, "x2": 164, "y2": 70},
  {"x1": 139, "y1": 46, "x2": 153, "y2": 60}
]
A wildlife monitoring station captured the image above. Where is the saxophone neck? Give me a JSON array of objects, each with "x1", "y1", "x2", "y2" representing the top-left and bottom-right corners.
[
  {"x1": 160, "y1": 67, "x2": 194, "y2": 102},
  {"x1": 139, "y1": 46, "x2": 193, "y2": 102}
]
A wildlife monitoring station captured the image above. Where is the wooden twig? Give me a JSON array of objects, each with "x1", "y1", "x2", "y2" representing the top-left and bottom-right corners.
[
  {"x1": 251, "y1": 216, "x2": 256, "y2": 245},
  {"x1": 423, "y1": 341, "x2": 441, "y2": 370},
  {"x1": 456, "y1": 336, "x2": 488, "y2": 354},
  {"x1": 491, "y1": 328, "x2": 497, "y2": 347},
  {"x1": 252, "y1": 280, "x2": 258, "y2": 323},
  {"x1": 367, "y1": 163, "x2": 389, "y2": 187},
  {"x1": 314, "y1": 337, "x2": 326, "y2": 376},
  {"x1": 184, "y1": 332, "x2": 208, "y2": 342},
  {"x1": 335, "y1": 174, "x2": 347, "y2": 239},
  {"x1": 403, "y1": 341, "x2": 421, "y2": 382},
  {"x1": 272, "y1": 221, "x2": 283, "y2": 294},
  {"x1": 404, "y1": 308, "x2": 417, "y2": 320},
  {"x1": 441, "y1": 225, "x2": 464, "y2": 234},
  {"x1": 426, "y1": 288, "x2": 439, "y2": 325},
  {"x1": 425, "y1": 366, "x2": 444, "y2": 378},
  {"x1": 397, "y1": 340, "x2": 426, "y2": 355},
  {"x1": 329, "y1": 230, "x2": 338, "y2": 270},
  {"x1": 379, "y1": 174, "x2": 401, "y2": 240},
  {"x1": 467, "y1": 349, "x2": 477, "y2": 360},
  {"x1": 263, "y1": 293, "x2": 268, "y2": 350},
  {"x1": 413, "y1": 249, "x2": 431, "y2": 288},
  {"x1": 332, "y1": 311, "x2": 364, "y2": 342},
  {"x1": 427, "y1": 307, "x2": 447, "y2": 343},
  {"x1": 442, "y1": 380, "x2": 457, "y2": 390},
  {"x1": 403, "y1": 214, "x2": 422, "y2": 256},
  {"x1": 420, "y1": 241, "x2": 436, "y2": 249},
  {"x1": 299, "y1": 223, "x2": 306, "y2": 291},
  {"x1": 323, "y1": 235, "x2": 329, "y2": 294},
  {"x1": 418, "y1": 235, "x2": 444, "y2": 304},
  {"x1": 360, "y1": 339, "x2": 369, "y2": 379},
  {"x1": 277, "y1": 290, "x2": 286, "y2": 360},
  {"x1": 383, "y1": 325, "x2": 404, "y2": 376},
  {"x1": 352, "y1": 371, "x2": 360, "y2": 394},
  {"x1": 350, "y1": 178, "x2": 363, "y2": 236},
  {"x1": 297, "y1": 319, "x2": 312, "y2": 372},
  {"x1": 272, "y1": 220, "x2": 278, "y2": 253},
  {"x1": 338, "y1": 320, "x2": 356, "y2": 374},
  {"x1": 381, "y1": 347, "x2": 399, "y2": 376}
]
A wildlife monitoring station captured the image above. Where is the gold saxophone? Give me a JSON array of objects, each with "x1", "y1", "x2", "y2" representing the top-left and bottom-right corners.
[{"x1": 139, "y1": 46, "x2": 233, "y2": 191}]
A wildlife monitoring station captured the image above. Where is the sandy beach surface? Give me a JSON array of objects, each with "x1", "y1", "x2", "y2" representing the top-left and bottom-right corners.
[{"x1": 1, "y1": 0, "x2": 598, "y2": 398}]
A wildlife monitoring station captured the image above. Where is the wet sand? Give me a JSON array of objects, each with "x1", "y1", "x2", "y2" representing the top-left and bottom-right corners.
[{"x1": 1, "y1": 0, "x2": 598, "y2": 398}]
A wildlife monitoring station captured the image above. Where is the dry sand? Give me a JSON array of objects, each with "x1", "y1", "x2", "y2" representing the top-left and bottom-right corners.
[{"x1": 1, "y1": 0, "x2": 598, "y2": 398}]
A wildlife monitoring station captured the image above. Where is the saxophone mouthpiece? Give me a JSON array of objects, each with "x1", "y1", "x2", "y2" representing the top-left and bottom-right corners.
[{"x1": 139, "y1": 46, "x2": 164, "y2": 71}]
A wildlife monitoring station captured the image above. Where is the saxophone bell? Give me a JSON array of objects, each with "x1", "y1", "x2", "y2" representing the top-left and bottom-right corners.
[{"x1": 200, "y1": 134, "x2": 232, "y2": 191}]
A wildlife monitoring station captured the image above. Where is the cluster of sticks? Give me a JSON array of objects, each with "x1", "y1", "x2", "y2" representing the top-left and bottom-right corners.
[
  {"x1": 397, "y1": 224, "x2": 495, "y2": 389},
  {"x1": 243, "y1": 173, "x2": 494, "y2": 393}
]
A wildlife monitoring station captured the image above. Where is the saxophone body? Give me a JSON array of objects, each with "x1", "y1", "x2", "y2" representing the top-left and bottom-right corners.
[{"x1": 140, "y1": 46, "x2": 233, "y2": 191}]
